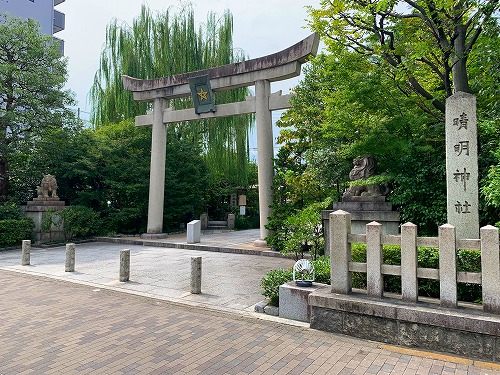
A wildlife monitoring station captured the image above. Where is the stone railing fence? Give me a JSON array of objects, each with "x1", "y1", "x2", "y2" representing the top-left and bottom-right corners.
[{"x1": 329, "y1": 210, "x2": 500, "y2": 314}]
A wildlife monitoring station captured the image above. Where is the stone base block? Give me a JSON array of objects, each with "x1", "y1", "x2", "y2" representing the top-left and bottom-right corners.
[
  {"x1": 279, "y1": 282, "x2": 328, "y2": 322},
  {"x1": 141, "y1": 233, "x2": 169, "y2": 239},
  {"x1": 264, "y1": 305, "x2": 279, "y2": 317},
  {"x1": 323, "y1": 205, "x2": 400, "y2": 256},
  {"x1": 309, "y1": 288, "x2": 500, "y2": 362},
  {"x1": 34, "y1": 231, "x2": 65, "y2": 245},
  {"x1": 342, "y1": 196, "x2": 386, "y2": 202},
  {"x1": 24, "y1": 199, "x2": 65, "y2": 212},
  {"x1": 253, "y1": 239, "x2": 268, "y2": 248}
]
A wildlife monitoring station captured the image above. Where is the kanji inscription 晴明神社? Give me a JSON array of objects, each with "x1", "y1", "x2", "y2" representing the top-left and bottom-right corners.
[{"x1": 445, "y1": 92, "x2": 479, "y2": 239}]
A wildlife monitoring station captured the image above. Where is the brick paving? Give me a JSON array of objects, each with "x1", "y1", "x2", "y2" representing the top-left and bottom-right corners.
[{"x1": 1, "y1": 270, "x2": 498, "y2": 375}]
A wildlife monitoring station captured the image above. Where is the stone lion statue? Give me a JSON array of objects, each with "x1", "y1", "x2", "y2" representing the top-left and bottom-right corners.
[
  {"x1": 343, "y1": 156, "x2": 388, "y2": 198},
  {"x1": 36, "y1": 174, "x2": 58, "y2": 198}
]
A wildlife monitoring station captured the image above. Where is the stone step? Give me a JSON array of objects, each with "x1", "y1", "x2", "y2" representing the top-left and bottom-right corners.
[{"x1": 208, "y1": 220, "x2": 228, "y2": 226}]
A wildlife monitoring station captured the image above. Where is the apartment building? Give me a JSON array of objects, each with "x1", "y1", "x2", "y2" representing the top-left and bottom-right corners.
[{"x1": 0, "y1": 0, "x2": 65, "y2": 53}]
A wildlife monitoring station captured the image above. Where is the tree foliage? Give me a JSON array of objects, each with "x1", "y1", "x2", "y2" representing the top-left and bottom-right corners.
[
  {"x1": 90, "y1": 4, "x2": 253, "y2": 188},
  {"x1": 308, "y1": 0, "x2": 499, "y2": 116},
  {"x1": 0, "y1": 15, "x2": 75, "y2": 199},
  {"x1": 271, "y1": 49, "x2": 448, "y2": 235}
]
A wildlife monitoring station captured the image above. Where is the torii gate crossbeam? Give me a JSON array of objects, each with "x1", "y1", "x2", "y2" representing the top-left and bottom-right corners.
[{"x1": 123, "y1": 33, "x2": 319, "y2": 245}]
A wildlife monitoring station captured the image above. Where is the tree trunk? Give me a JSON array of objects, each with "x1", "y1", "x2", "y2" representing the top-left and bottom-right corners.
[{"x1": 452, "y1": 24, "x2": 470, "y2": 93}]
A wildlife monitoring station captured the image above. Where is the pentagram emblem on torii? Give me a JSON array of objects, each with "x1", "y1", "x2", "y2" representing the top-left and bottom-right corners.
[
  {"x1": 197, "y1": 88, "x2": 208, "y2": 101},
  {"x1": 188, "y1": 74, "x2": 216, "y2": 114}
]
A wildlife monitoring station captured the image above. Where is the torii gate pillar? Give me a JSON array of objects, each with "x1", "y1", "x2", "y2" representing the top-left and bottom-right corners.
[
  {"x1": 255, "y1": 79, "x2": 273, "y2": 245},
  {"x1": 147, "y1": 98, "x2": 167, "y2": 234}
]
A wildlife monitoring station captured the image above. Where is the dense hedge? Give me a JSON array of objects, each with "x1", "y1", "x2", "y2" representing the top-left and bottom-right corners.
[
  {"x1": 0, "y1": 218, "x2": 35, "y2": 247},
  {"x1": 0, "y1": 202, "x2": 23, "y2": 220},
  {"x1": 261, "y1": 245, "x2": 484, "y2": 306},
  {"x1": 61, "y1": 205, "x2": 102, "y2": 240}
]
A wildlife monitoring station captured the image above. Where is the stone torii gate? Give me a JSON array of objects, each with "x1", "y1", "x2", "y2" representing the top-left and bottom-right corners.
[{"x1": 123, "y1": 33, "x2": 319, "y2": 245}]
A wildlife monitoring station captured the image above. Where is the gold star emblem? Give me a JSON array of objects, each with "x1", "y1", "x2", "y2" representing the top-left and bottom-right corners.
[{"x1": 197, "y1": 88, "x2": 208, "y2": 101}]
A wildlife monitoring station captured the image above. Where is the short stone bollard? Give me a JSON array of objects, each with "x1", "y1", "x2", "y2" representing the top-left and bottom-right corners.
[
  {"x1": 191, "y1": 256, "x2": 202, "y2": 294},
  {"x1": 119, "y1": 249, "x2": 130, "y2": 282},
  {"x1": 65, "y1": 243, "x2": 76, "y2": 272},
  {"x1": 21, "y1": 240, "x2": 31, "y2": 266}
]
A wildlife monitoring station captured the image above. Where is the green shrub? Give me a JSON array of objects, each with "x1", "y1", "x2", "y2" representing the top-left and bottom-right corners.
[
  {"x1": 351, "y1": 243, "x2": 367, "y2": 289},
  {"x1": 0, "y1": 202, "x2": 23, "y2": 220},
  {"x1": 235, "y1": 214, "x2": 259, "y2": 230},
  {"x1": 61, "y1": 205, "x2": 102, "y2": 240},
  {"x1": 312, "y1": 257, "x2": 330, "y2": 284},
  {"x1": 104, "y1": 207, "x2": 146, "y2": 234},
  {"x1": 457, "y1": 249, "x2": 482, "y2": 303},
  {"x1": 260, "y1": 268, "x2": 293, "y2": 306},
  {"x1": 416, "y1": 247, "x2": 440, "y2": 297},
  {"x1": 0, "y1": 218, "x2": 34, "y2": 247}
]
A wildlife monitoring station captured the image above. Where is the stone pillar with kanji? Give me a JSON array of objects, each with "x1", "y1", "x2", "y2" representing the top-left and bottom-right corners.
[{"x1": 445, "y1": 92, "x2": 479, "y2": 239}]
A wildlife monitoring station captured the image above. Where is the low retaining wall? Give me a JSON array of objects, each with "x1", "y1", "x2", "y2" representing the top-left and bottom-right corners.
[{"x1": 309, "y1": 288, "x2": 500, "y2": 362}]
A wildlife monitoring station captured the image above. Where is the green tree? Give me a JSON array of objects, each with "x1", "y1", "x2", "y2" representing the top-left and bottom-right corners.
[
  {"x1": 10, "y1": 117, "x2": 209, "y2": 234},
  {"x1": 308, "y1": 0, "x2": 499, "y2": 116},
  {"x1": 273, "y1": 50, "x2": 450, "y2": 234},
  {"x1": 271, "y1": 3, "x2": 499, "y2": 236},
  {"x1": 90, "y1": 4, "x2": 253, "y2": 188},
  {"x1": 0, "y1": 15, "x2": 75, "y2": 200}
]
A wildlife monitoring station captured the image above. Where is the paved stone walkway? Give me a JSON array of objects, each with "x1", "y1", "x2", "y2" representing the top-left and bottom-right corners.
[
  {"x1": 1, "y1": 271, "x2": 499, "y2": 375},
  {"x1": 0, "y1": 240, "x2": 294, "y2": 312}
]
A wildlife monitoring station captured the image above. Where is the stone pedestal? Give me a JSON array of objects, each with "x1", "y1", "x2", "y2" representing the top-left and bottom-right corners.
[
  {"x1": 322, "y1": 197, "x2": 400, "y2": 256},
  {"x1": 22, "y1": 197, "x2": 65, "y2": 245},
  {"x1": 279, "y1": 282, "x2": 327, "y2": 322}
]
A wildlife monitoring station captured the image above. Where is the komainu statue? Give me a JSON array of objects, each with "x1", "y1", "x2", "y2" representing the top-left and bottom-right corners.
[
  {"x1": 343, "y1": 156, "x2": 388, "y2": 198},
  {"x1": 36, "y1": 174, "x2": 58, "y2": 198}
]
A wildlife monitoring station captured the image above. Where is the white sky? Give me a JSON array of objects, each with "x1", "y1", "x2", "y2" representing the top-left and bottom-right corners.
[{"x1": 56, "y1": 0, "x2": 321, "y2": 123}]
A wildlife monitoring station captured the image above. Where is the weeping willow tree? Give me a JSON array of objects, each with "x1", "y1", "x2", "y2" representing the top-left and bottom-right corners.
[{"x1": 90, "y1": 4, "x2": 253, "y2": 187}]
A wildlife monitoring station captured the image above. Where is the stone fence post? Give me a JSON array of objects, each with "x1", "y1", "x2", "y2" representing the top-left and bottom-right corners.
[
  {"x1": 439, "y1": 224, "x2": 457, "y2": 308},
  {"x1": 481, "y1": 225, "x2": 500, "y2": 314},
  {"x1": 366, "y1": 221, "x2": 383, "y2": 298},
  {"x1": 401, "y1": 222, "x2": 418, "y2": 303},
  {"x1": 330, "y1": 210, "x2": 352, "y2": 294}
]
